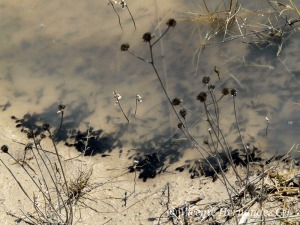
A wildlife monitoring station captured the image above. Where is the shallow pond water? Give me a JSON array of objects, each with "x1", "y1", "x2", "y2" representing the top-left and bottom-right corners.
[{"x1": 0, "y1": 0, "x2": 300, "y2": 166}]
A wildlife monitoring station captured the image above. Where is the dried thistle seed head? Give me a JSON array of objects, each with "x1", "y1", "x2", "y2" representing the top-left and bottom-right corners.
[
  {"x1": 197, "y1": 92, "x2": 207, "y2": 102},
  {"x1": 42, "y1": 123, "x2": 50, "y2": 131},
  {"x1": 27, "y1": 131, "x2": 34, "y2": 139},
  {"x1": 179, "y1": 109, "x2": 187, "y2": 119},
  {"x1": 231, "y1": 89, "x2": 237, "y2": 97},
  {"x1": 142, "y1": 32, "x2": 153, "y2": 42},
  {"x1": 25, "y1": 143, "x2": 33, "y2": 151},
  {"x1": 171, "y1": 98, "x2": 182, "y2": 106},
  {"x1": 58, "y1": 104, "x2": 65, "y2": 111},
  {"x1": 1, "y1": 145, "x2": 8, "y2": 153},
  {"x1": 202, "y1": 76, "x2": 210, "y2": 84},
  {"x1": 120, "y1": 43, "x2": 130, "y2": 51},
  {"x1": 119, "y1": 0, "x2": 127, "y2": 8},
  {"x1": 40, "y1": 133, "x2": 46, "y2": 139},
  {"x1": 166, "y1": 18, "x2": 176, "y2": 28},
  {"x1": 177, "y1": 122, "x2": 184, "y2": 129},
  {"x1": 222, "y1": 87, "x2": 229, "y2": 96},
  {"x1": 208, "y1": 84, "x2": 215, "y2": 91}
]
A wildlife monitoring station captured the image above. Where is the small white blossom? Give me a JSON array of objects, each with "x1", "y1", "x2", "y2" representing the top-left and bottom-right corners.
[
  {"x1": 136, "y1": 94, "x2": 142, "y2": 103},
  {"x1": 113, "y1": 91, "x2": 122, "y2": 103}
]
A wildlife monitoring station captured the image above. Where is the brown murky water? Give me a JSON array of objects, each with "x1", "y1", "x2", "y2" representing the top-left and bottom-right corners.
[
  {"x1": 1, "y1": 1, "x2": 300, "y2": 224},
  {"x1": 0, "y1": 0, "x2": 300, "y2": 165}
]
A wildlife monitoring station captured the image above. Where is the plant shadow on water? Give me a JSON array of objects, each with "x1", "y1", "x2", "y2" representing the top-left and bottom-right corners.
[{"x1": 10, "y1": 102, "x2": 124, "y2": 156}]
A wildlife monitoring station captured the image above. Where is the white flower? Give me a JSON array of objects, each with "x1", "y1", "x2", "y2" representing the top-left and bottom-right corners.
[
  {"x1": 113, "y1": 91, "x2": 122, "y2": 103},
  {"x1": 136, "y1": 94, "x2": 142, "y2": 103}
]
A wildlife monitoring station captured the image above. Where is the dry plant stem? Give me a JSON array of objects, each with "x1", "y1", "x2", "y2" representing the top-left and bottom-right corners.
[
  {"x1": 266, "y1": 0, "x2": 290, "y2": 25},
  {"x1": 203, "y1": 102, "x2": 243, "y2": 183},
  {"x1": 158, "y1": 183, "x2": 170, "y2": 224},
  {"x1": 47, "y1": 129, "x2": 73, "y2": 224},
  {"x1": 47, "y1": 130, "x2": 69, "y2": 193},
  {"x1": 84, "y1": 121, "x2": 91, "y2": 155},
  {"x1": 208, "y1": 90, "x2": 221, "y2": 151},
  {"x1": 108, "y1": 0, "x2": 123, "y2": 30},
  {"x1": 33, "y1": 137, "x2": 67, "y2": 216},
  {"x1": 27, "y1": 144, "x2": 52, "y2": 208},
  {"x1": 202, "y1": 0, "x2": 210, "y2": 13},
  {"x1": 179, "y1": 127, "x2": 238, "y2": 194},
  {"x1": 0, "y1": 158, "x2": 35, "y2": 208},
  {"x1": 134, "y1": 98, "x2": 138, "y2": 117},
  {"x1": 259, "y1": 165, "x2": 266, "y2": 224},
  {"x1": 128, "y1": 27, "x2": 183, "y2": 124},
  {"x1": 127, "y1": 50, "x2": 150, "y2": 63},
  {"x1": 232, "y1": 96, "x2": 250, "y2": 185},
  {"x1": 125, "y1": 5, "x2": 136, "y2": 29},
  {"x1": 116, "y1": 100, "x2": 129, "y2": 123},
  {"x1": 1, "y1": 153, "x2": 56, "y2": 221},
  {"x1": 58, "y1": 111, "x2": 64, "y2": 130},
  {"x1": 147, "y1": 41, "x2": 183, "y2": 124},
  {"x1": 265, "y1": 120, "x2": 269, "y2": 136}
]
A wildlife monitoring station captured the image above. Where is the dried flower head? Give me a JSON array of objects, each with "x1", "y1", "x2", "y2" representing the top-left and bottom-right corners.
[
  {"x1": 231, "y1": 89, "x2": 237, "y2": 97},
  {"x1": 25, "y1": 143, "x2": 33, "y2": 151},
  {"x1": 27, "y1": 131, "x2": 34, "y2": 139},
  {"x1": 208, "y1": 84, "x2": 215, "y2": 91},
  {"x1": 119, "y1": 0, "x2": 127, "y2": 8},
  {"x1": 143, "y1": 32, "x2": 153, "y2": 42},
  {"x1": 166, "y1": 18, "x2": 176, "y2": 28},
  {"x1": 121, "y1": 43, "x2": 130, "y2": 51},
  {"x1": 179, "y1": 109, "x2": 187, "y2": 119},
  {"x1": 1, "y1": 145, "x2": 8, "y2": 153},
  {"x1": 171, "y1": 98, "x2": 182, "y2": 106},
  {"x1": 177, "y1": 122, "x2": 184, "y2": 130},
  {"x1": 202, "y1": 76, "x2": 210, "y2": 85},
  {"x1": 42, "y1": 123, "x2": 50, "y2": 131},
  {"x1": 222, "y1": 88, "x2": 229, "y2": 96},
  {"x1": 57, "y1": 104, "x2": 66, "y2": 113},
  {"x1": 197, "y1": 92, "x2": 207, "y2": 102}
]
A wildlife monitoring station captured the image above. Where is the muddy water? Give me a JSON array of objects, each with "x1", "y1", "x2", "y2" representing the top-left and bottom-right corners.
[{"x1": 0, "y1": 0, "x2": 300, "y2": 162}]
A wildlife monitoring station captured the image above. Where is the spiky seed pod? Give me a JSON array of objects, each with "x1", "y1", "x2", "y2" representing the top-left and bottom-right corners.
[
  {"x1": 197, "y1": 92, "x2": 207, "y2": 102},
  {"x1": 179, "y1": 109, "x2": 187, "y2": 119},
  {"x1": 27, "y1": 131, "x2": 34, "y2": 139},
  {"x1": 42, "y1": 123, "x2": 50, "y2": 131},
  {"x1": 166, "y1": 18, "x2": 176, "y2": 28},
  {"x1": 25, "y1": 143, "x2": 33, "y2": 151},
  {"x1": 222, "y1": 88, "x2": 229, "y2": 96},
  {"x1": 142, "y1": 32, "x2": 153, "y2": 42},
  {"x1": 120, "y1": 43, "x2": 130, "y2": 51},
  {"x1": 1, "y1": 145, "x2": 8, "y2": 153},
  {"x1": 208, "y1": 84, "x2": 215, "y2": 91},
  {"x1": 58, "y1": 104, "x2": 66, "y2": 111},
  {"x1": 231, "y1": 89, "x2": 237, "y2": 97},
  {"x1": 202, "y1": 76, "x2": 210, "y2": 85},
  {"x1": 177, "y1": 122, "x2": 184, "y2": 130},
  {"x1": 171, "y1": 98, "x2": 182, "y2": 106}
]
